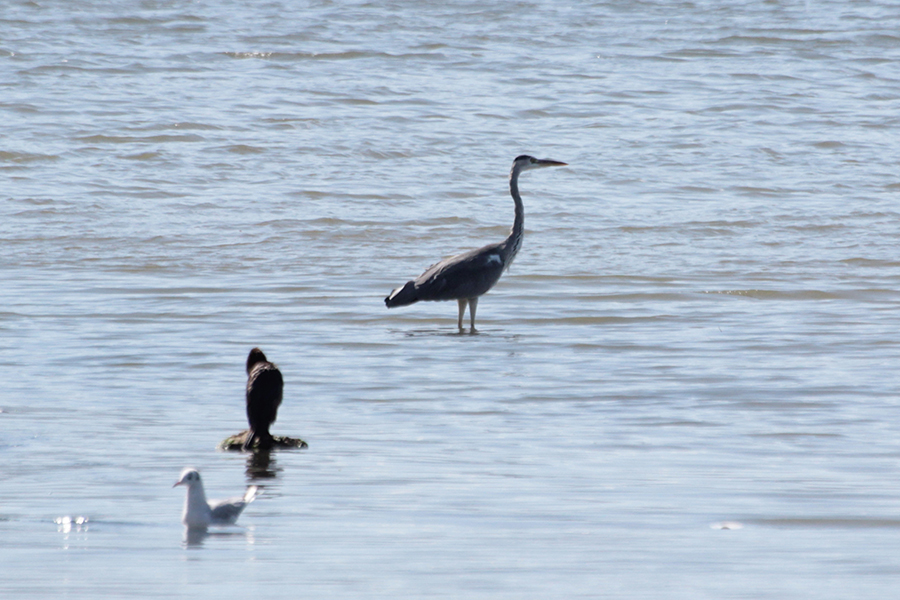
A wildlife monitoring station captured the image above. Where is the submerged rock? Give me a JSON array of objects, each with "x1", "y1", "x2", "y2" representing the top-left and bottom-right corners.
[{"x1": 218, "y1": 430, "x2": 308, "y2": 451}]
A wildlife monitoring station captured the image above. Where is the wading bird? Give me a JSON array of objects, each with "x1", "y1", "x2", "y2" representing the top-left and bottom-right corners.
[
  {"x1": 243, "y1": 348, "x2": 283, "y2": 451},
  {"x1": 385, "y1": 155, "x2": 567, "y2": 330},
  {"x1": 173, "y1": 468, "x2": 259, "y2": 529}
]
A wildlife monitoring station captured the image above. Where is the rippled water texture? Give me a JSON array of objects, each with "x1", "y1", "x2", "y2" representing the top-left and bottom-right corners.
[{"x1": 2, "y1": 1, "x2": 900, "y2": 598}]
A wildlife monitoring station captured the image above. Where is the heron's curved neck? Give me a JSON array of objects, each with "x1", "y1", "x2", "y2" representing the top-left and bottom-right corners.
[{"x1": 503, "y1": 165, "x2": 525, "y2": 267}]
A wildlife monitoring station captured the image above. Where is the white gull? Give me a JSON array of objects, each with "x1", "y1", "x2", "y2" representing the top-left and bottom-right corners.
[{"x1": 173, "y1": 468, "x2": 259, "y2": 529}]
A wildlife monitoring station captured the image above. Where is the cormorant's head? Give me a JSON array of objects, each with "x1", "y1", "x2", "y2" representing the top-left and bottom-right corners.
[{"x1": 246, "y1": 347, "x2": 268, "y2": 374}]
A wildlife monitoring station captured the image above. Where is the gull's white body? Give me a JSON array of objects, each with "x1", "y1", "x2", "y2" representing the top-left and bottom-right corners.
[{"x1": 174, "y1": 468, "x2": 259, "y2": 529}]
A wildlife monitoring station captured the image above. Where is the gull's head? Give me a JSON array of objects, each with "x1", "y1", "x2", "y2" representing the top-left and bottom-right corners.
[
  {"x1": 173, "y1": 468, "x2": 202, "y2": 488},
  {"x1": 513, "y1": 154, "x2": 568, "y2": 173}
]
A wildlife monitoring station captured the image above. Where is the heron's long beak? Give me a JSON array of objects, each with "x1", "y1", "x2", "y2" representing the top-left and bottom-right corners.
[{"x1": 536, "y1": 158, "x2": 567, "y2": 167}]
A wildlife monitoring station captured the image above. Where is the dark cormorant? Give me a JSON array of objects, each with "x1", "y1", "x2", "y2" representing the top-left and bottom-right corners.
[{"x1": 243, "y1": 347, "x2": 283, "y2": 451}]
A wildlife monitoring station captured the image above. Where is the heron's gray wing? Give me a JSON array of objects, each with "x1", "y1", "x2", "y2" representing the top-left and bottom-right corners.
[
  {"x1": 414, "y1": 243, "x2": 506, "y2": 301},
  {"x1": 208, "y1": 497, "x2": 247, "y2": 524}
]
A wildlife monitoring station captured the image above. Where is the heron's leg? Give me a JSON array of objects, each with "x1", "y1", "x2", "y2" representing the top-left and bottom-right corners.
[
  {"x1": 468, "y1": 297, "x2": 478, "y2": 330},
  {"x1": 457, "y1": 298, "x2": 468, "y2": 330}
]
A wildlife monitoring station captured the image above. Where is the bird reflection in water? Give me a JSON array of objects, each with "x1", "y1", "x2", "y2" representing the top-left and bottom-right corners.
[
  {"x1": 183, "y1": 527, "x2": 255, "y2": 548},
  {"x1": 245, "y1": 448, "x2": 280, "y2": 480}
]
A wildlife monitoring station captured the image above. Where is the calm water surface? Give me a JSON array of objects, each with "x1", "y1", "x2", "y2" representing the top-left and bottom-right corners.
[{"x1": 2, "y1": 1, "x2": 900, "y2": 598}]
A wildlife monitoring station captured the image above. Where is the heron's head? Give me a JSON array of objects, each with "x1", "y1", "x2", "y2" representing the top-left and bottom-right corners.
[
  {"x1": 513, "y1": 155, "x2": 568, "y2": 172},
  {"x1": 174, "y1": 468, "x2": 202, "y2": 488},
  {"x1": 247, "y1": 347, "x2": 268, "y2": 374}
]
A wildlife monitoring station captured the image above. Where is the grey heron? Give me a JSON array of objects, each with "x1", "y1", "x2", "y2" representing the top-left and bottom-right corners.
[
  {"x1": 243, "y1": 347, "x2": 283, "y2": 451},
  {"x1": 385, "y1": 154, "x2": 567, "y2": 330}
]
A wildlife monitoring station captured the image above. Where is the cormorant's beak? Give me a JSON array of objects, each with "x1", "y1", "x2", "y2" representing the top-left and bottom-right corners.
[{"x1": 536, "y1": 159, "x2": 567, "y2": 167}]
